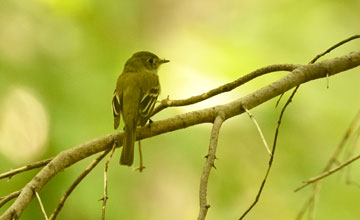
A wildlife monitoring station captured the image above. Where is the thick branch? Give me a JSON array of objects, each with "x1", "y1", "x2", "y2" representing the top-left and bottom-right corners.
[{"x1": 1, "y1": 50, "x2": 360, "y2": 220}]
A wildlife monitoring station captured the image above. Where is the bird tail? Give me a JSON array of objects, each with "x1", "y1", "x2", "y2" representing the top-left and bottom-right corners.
[{"x1": 120, "y1": 124, "x2": 135, "y2": 166}]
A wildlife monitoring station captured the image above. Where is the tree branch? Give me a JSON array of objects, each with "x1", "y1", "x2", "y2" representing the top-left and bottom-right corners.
[
  {"x1": 309, "y1": 35, "x2": 360, "y2": 64},
  {"x1": 295, "y1": 109, "x2": 360, "y2": 219},
  {"x1": 152, "y1": 64, "x2": 299, "y2": 115},
  {"x1": 1, "y1": 50, "x2": 360, "y2": 220},
  {"x1": 0, "y1": 158, "x2": 53, "y2": 180},
  {"x1": 48, "y1": 150, "x2": 110, "y2": 220},
  {"x1": 295, "y1": 153, "x2": 360, "y2": 192},
  {"x1": 33, "y1": 189, "x2": 48, "y2": 220},
  {"x1": 239, "y1": 85, "x2": 299, "y2": 220},
  {"x1": 197, "y1": 113, "x2": 225, "y2": 220},
  {"x1": 101, "y1": 143, "x2": 116, "y2": 220},
  {"x1": 243, "y1": 107, "x2": 272, "y2": 156},
  {"x1": 0, "y1": 190, "x2": 22, "y2": 209}
]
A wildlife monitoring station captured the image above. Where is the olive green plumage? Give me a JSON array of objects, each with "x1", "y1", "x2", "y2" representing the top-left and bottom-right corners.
[{"x1": 112, "y1": 51, "x2": 169, "y2": 166}]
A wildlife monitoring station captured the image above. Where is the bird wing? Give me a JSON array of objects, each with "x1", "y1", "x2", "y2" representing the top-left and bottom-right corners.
[
  {"x1": 112, "y1": 89, "x2": 122, "y2": 129},
  {"x1": 139, "y1": 82, "x2": 160, "y2": 126}
]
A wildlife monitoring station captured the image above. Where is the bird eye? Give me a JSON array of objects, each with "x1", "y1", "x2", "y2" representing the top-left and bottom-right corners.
[{"x1": 148, "y1": 58, "x2": 154, "y2": 64}]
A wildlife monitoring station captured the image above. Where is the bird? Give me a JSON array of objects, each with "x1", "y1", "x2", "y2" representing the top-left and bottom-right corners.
[{"x1": 112, "y1": 51, "x2": 169, "y2": 166}]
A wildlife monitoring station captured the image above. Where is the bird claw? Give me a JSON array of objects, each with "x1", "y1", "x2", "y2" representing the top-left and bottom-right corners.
[{"x1": 134, "y1": 165, "x2": 146, "y2": 172}]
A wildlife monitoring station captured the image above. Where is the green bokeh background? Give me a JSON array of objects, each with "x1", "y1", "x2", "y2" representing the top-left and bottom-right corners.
[{"x1": 1, "y1": 0, "x2": 360, "y2": 219}]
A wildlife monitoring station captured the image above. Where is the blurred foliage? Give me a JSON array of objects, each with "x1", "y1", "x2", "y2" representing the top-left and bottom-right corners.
[{"x1": 0, "y1": 0, "x2": 360, "y2": 219}]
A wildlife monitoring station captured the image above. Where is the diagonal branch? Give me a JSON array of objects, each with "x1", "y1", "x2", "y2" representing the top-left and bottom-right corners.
[
  {"x1": 239, "y1": 85, "x2": 299, "y2": 220},
  {"x1": 309, "y1": 35, "x2": 360, "y2": 64},
  {"x1": 0, "y1": 158, "x2": 53, "y2": 180},
  {"x1": 1, "y1": 50, "x2": 360, "y2": 220},
  {"x1": 243, "y1": 107, "x2": 272, "y2": 156},
  {"x1": 295, "y1": 110, "x2": 360, "y2": 219},
  {"x1": 48, "y1": 150, "x2": 110, "y2": 220},
  {"x1": 152, "y1": 64, "x2": 300, "y2": 116},
  {"x1": 33, "y1": 189, "x2": 48, "y2": 220},
  {"x1": 197, "y1": 113, "x2": 225, "y2": 220},
  {"x1": 0, "y1": 190, "x2": 22, "y2": 209},
  {"x1": 295, "y1": 153, "x2": 360, "y2": 192}
]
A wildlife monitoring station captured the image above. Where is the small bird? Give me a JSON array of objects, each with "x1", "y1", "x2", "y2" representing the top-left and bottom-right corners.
[{"x1": 112, "y1": 51, "x2": 169, "y2": 166}]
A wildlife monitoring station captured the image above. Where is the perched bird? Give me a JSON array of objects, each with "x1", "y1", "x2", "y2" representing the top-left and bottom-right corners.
[{"x1": 112, "y1": 51, "x2": 169, "y2": 166}]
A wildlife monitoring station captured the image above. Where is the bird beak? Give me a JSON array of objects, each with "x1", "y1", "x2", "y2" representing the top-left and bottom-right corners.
[{"x1": 159, "y1": 59, "x2": 170, "y2": 64}]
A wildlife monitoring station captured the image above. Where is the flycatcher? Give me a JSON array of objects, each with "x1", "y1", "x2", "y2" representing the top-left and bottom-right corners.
[{"x1": 112, "y1": 51, "x2": 169, "y2": 166}]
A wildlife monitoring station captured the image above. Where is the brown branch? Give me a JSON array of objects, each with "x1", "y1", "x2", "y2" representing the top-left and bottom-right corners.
[
  {"x1": 239, "y1": 85, "x2": 299, "y2": 220},
  {"x1": 1, "y1": 50, "x2": 359, "y2": 220},
  {"x1": 197, "y1": 113, "x2": 225, "y2": 220},
  {"x1": 282, "y1": 36, "x2": 360, "y2": 220},
  {"x1": 309, "y1": 34, "x2": 360, "y2": 89},
  {"x1": 309, "y1": 35, "x2": 360, "y2": 64},
  {"x1": 279, "y1": 35, "x2": 360, "y2": 116},
  {"x1": 48, "y1": 150, "x2": 110, "y2": 220},
  {"x1": 101, "y1": 143, "x2": 117, "y2": 220},
  {"x1": 0, "y1": 158, "x2": 53, "y2": 180},
  {"x1": 0, "y1": 190, "x2": 21, "y2": 209},
  {"x1": 152, "y1": 64, "x2": 300, "y2": 116}
]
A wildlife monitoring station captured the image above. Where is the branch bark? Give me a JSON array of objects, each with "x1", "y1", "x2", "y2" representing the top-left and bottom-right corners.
[
  {"x1": 198, "y1": 113, "x2": 225, "y2": 220},
  {"x1": 1, "y1": 50, "x2": 359, "y2": 220}
]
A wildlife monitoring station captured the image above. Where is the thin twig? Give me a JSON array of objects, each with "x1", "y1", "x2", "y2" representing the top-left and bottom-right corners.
[
  {"x1": 325, "y1": 110, "x2": 360, "y2": 172},
  {"x1": 295, "y1": 183, "x2": 321, "y2": 220},
  {"x1": 296, "y1": 110, "x2": 360, "y2": 219},
  {"x1": 343, "y1": 126, "x2": 360, "y2": 163},
  {"x1": 281, "y1": 35, "x2": 360, "y2": 121},
  {"x1": 345, "y1": 127, "x2": 360, "y2": 186},
  {"x1": 307, "y1": 190, "x2": 319, "y2": 220},
  {"x1": 0, "y1": 158, "x2": 53, "y2": 180},
  {"x1": 239, "y1": 86, "x2": 299, "y2": 220},
  {"x1": 49, "y1": 150, "x2": 110, "y2": 220},
  {"x1": 101, "y1": 143, "x2": 117, "y2": 220},
  {"x1": 295, "y1": 153, "x2": 360, "y2": 192},
  {"x1": 197, "y1": 113, "x2": 225, "y2": 220},
  {"x1": 244, "y1": 107, "x2": 272, "y2": 156},
  {"x1": 309, "y1": 35, "x2": 360, "y2": 64},
  {"x1": 33, "y1": 189, "x2": 48, "y2": 220},
  {"x1": 326, "y1": 73, "x2": 329, "y2": 88},
  {"x1": 310, "y1": 35, "x2": 360, "y2": 89},
  {"x1": 275, "y1": 93, "x2": 284, "y2": 108},
  {"x1": 0, "y1": 190, "x2": 21, "y2": 209},
  {"x1": 152, "y1": 64, "x2": 299, "y2": 116}
]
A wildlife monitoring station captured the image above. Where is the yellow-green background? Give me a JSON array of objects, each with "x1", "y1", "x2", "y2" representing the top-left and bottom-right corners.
[{"x1": 1, "y1": 0, "x2": 360, "y2": 219}]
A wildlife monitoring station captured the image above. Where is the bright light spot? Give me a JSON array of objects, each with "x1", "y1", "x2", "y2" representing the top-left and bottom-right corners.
[
  {"x1": 0, "y1": 87, "x2": 49, "y2": 163},
  {"x1": 164, "y1": 66, "x2": 240, "y2": 112}
]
